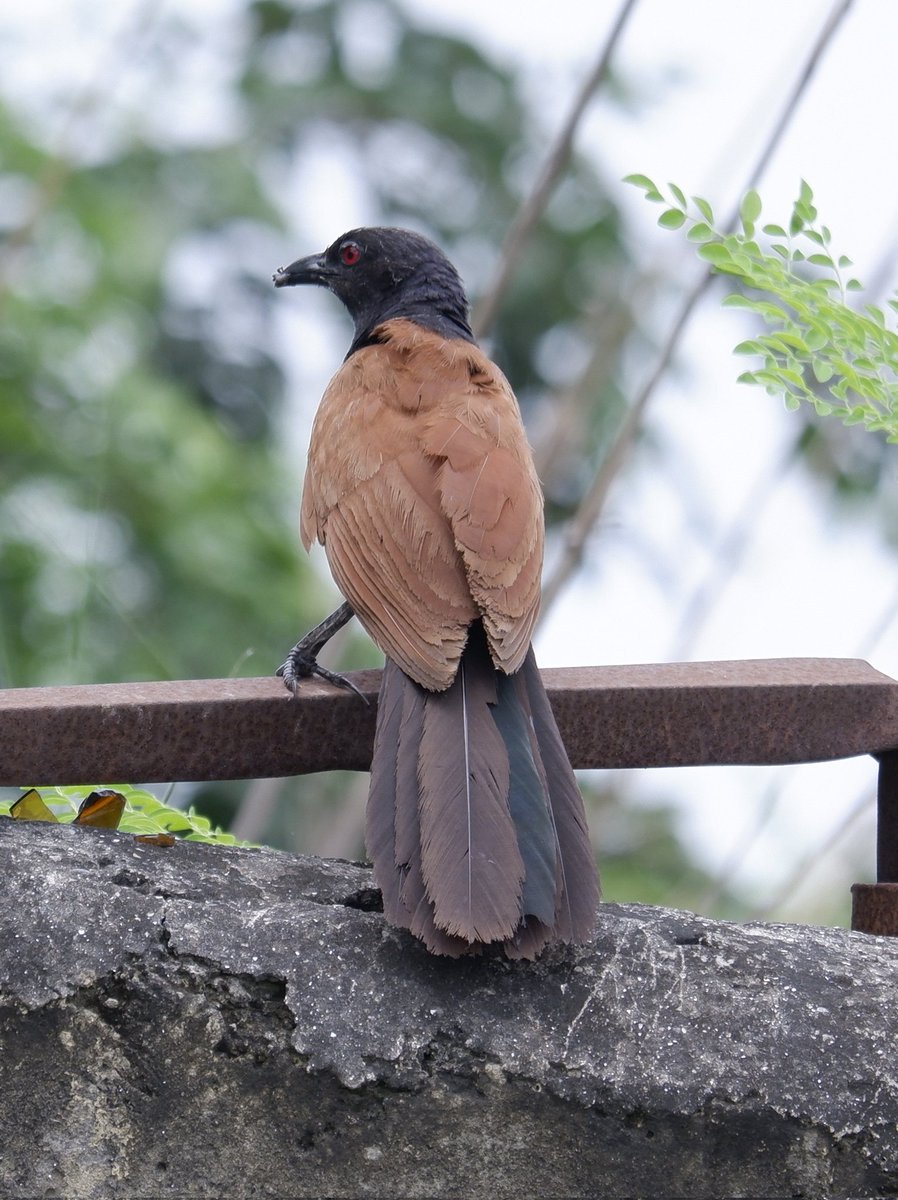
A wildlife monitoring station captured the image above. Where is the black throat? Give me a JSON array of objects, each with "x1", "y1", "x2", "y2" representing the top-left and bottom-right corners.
[{"x1": 347, "y1": 304, "x2": 475, "y2": 357}]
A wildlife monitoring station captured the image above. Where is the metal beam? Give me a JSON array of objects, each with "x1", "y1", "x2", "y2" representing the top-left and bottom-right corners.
[{"x1": 1, "y1": 657, "x2": 897, "y2": 784}]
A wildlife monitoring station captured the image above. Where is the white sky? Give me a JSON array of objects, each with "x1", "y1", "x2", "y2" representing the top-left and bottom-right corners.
[{"x1": 3, "y1": 0, "x2": 896, "y2": 918}]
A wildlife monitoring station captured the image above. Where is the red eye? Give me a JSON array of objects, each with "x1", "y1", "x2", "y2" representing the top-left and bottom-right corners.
[{"x1": 340, "y1": 241, "x2": 362, "y2": 266}]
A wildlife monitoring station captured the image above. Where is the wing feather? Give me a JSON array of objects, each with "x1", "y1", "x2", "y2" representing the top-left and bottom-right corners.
[{"x1": 301, "y1": 319, "x2": 543, "y2": 686}]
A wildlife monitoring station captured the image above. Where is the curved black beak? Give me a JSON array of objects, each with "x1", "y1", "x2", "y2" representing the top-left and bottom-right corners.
[{"x1": 272, "y1": 251, "x2": 330, "y2": 288}]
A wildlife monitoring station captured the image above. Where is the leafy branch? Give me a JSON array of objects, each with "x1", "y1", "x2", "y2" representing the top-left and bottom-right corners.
[
  {"x1": 0, "y1": 783, "x2": 251, "y2": 846},
  {"x1": 625, "y1": 175, "x2": 898, "y2": 441}
]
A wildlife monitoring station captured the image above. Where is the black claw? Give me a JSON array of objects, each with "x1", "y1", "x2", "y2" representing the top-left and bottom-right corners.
[
  {"x1": 316, "y1": 664, "x2": 369, "y2": 703},
  {"x1": 278, "y1": 600, "x2": 367, "y2": 700},
  {"x1": 278, "y1": 650, "x2": 367, "y2": 703},
  {"x1": 277, "y1": 601, "x2": 368, "y2": 705}
]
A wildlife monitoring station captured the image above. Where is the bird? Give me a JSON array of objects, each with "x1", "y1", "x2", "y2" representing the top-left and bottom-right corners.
[{"x1": 273, "y1": 226, "x2": 598, "y2": 958}]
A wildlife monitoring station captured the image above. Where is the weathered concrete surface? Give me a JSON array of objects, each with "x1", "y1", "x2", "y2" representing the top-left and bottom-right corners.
[{"x1": 0, "y1": 820, "x2": 896, "y2": 1199}]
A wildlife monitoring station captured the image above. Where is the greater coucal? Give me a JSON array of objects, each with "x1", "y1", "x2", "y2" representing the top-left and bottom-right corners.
[{"x1": 273, "y1": 227, "x2": 598, "y2": 958}]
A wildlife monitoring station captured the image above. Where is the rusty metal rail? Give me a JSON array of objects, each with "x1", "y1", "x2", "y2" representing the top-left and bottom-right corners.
[{"x1": 1, "y1": 656, "x2": 897, "y2": 934}]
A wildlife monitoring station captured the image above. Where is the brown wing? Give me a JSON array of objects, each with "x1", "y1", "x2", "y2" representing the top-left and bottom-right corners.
[
  {"x1": 301, "y1": 319, "x2": 543, "y2": 690},
  {"x1": 420, "y1": 361, "x2": 544, "y2": 675}
]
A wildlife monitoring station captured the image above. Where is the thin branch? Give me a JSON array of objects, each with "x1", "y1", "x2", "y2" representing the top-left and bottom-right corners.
[
  {"x1": 668, "y1": 434, "x2": 801, "y2": 660},
  {"x1": 748, "y1": 785, "x2": 874, "y2": 921},
  {"x1": 694, "y1": 772, "x2": 791, "y2": 914},
  {"x1": 541, "y1": 0, "x2": 856, "y2": 614},
  {"x1": 534, "y1": 294, "x2": 638, "y2": 483},
  {"x1": 472, "y1": 0, "x2": 640, "y2": 339}
]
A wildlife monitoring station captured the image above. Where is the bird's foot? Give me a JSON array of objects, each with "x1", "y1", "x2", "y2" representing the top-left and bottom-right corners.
[
  {"x1": 277, "y1": 644, "x2": 367, "y2": 702},
  {"x1": 276, "y1": 602, "x2": 367, "y2": 703}
]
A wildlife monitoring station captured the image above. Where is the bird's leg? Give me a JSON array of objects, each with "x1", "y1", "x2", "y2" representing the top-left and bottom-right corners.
[{"x1": 277, "y1": 601, "x2": 367, "y2": 702}]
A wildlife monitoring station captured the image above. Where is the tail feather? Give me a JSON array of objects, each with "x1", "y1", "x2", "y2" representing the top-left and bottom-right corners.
[
  {"x1": 394, "y1": 665, "x2": 425, "y2": 910},
  {"x1": 366, "y1": 627, "x2": 598, "y2": 958},
  {"x1": 503, "y1": 916, "x2": 554, "y2": 961},
  {"x1": 366, "y1": 662, "x2": 406, "y2": 924},
  {"x1": 418, "y1": 637, "x2": 524, "y2": 942},
  {"x1": 369, "y1": 662, "x2": 472, "y2": 956},
  {"x1": 491, "y1": 669, "x2": 557, "y2": 928},
  {"x1": 520, "y1": 647, "x2": 599, "y2": 943}
]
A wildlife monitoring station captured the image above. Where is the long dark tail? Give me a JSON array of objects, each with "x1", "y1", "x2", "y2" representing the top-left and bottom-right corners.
[{"x1": 366, "y1": 624, "x2": 599, "y2": 958}]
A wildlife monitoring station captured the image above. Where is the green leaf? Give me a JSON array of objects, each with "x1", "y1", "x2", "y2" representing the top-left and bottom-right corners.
[
  {"x1": 778, "y1": 367, "x2": 809, "y2": 390},
  {"x1": 865, "y1": 304, "x2": 887, "y2": 328},
  {"x1": 769, "y1": 330, "x2": 810, "y2": 352},
  {"x1": 721, "y1": 294, "x2": 761, "y2": 310},
  {"x1": 658, "y1": 208, "x2": 687, "y2": 229},
  {"x1": 692, "y1": 195, "x2": 714, "y2": 223},
  {"x1": 754, "y1": 369, "x2": 785, "y2": 388},
  {"x1": 740, "y1": 189, "x2": 762, "y2": 225},
  {"x1": 623, "y1": 173, "x2": 659, "y2": 194},
  {"x1": 748, "y1": 299, "x2": 791, "y2": 322},
  {"x1": 832, "y1": 379, "x2": 850, "y2": 402},
  {"x1": 686, "y1": 222, "x2": 715, "y2": 242},
  {"x1": 762, "y1": 224, "x2": 787, "y2": 237},
  {"x1": 699, "y1": 253, "x2": 741, "y2": 275},
  {"x1": 668, "y1": 182, "x2": 687, "y2": 208},
  {"x1": 812, "y1": 361, "x2": 834, "y2": 383}
]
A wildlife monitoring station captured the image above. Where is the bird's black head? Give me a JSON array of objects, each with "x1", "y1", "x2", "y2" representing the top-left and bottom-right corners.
[{"x1": 273, "y1": 226, "x2": 475, "y2": 356}]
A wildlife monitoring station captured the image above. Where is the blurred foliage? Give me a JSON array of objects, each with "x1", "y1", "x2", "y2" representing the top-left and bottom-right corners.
[
  {"x1": 583, "y1": 782, "x2": 744, "y2": 919},
  {"x1": 0, "y1": 95, "x2": 304, "y2": 686}
]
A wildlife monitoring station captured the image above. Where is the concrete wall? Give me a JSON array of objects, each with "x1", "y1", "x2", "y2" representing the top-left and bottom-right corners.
[{"x1": 1, "y1": 820, "x2": 896, "y2": 1198}]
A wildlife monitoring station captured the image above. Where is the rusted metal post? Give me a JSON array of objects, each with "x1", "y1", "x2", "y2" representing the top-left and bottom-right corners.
[
  {"x1": 851, "y1": 750, "x2": 898, "y2": 936},
  {"x1": 3, "y1": 658, "x2": 898, "y2": 784},
  {"x1": 876, "y1": 750, "x2": 898, "y2": 882}
]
